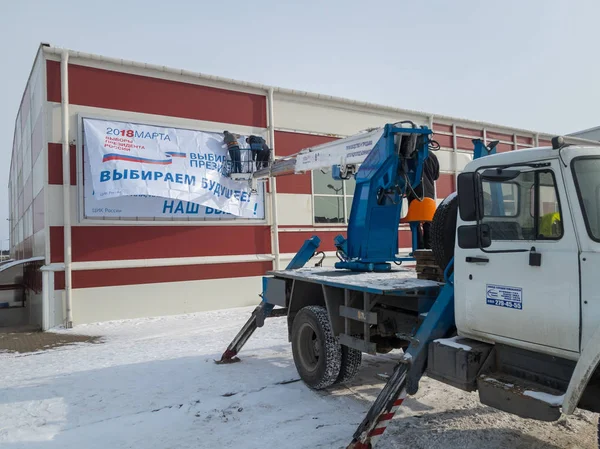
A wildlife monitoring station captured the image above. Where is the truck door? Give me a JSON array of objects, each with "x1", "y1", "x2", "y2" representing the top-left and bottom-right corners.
[{"x1": 454, "y1": 160, "x2": 580, "y2": 354}]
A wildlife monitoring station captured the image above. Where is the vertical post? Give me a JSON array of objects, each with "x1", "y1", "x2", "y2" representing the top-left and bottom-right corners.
[
  {"x1": 267, "y1": 88, "x2": 280, "y2": 270},
  {"x1": 513, "y1": 134, "x2": 518, "y2": 152},
  {"x1": 451, "y1": 124, "x2": 458, "y2": 189},
  {"x1": 41, "y1": 268, "x2": 50, "y2": 331},
  {"x1": 534, "y1": 133, "x2": 540, "y2": 147},
  {"x1": 61, "y1": 49, "x2": 73, "y2": 328}
]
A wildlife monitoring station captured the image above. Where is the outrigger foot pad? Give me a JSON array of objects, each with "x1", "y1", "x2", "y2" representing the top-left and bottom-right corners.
[{"x1": 215, "y1": 350, "x2": 241, "y2": 364}]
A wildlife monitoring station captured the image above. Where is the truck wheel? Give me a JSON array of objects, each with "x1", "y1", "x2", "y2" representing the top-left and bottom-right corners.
[
  {"x1": 336, "y1": 345, "x2": 362, "y2": 384},
  {"x1": 291, "y1": 306, "x2": 342, "y2": 390},
  {"x1": 430, "y1": 192, "x2": 458, "y2": 271}
]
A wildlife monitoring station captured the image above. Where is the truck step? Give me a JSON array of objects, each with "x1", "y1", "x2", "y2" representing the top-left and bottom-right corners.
[
  {"x1": 426, "y1": 336, "x2": 493, "y2": 392},
  {"x1": 477, "y1": 372, "x2": 565, "y2": 422}
]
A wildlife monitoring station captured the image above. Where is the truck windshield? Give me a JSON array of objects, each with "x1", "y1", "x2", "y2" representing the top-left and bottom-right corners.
[{"x1": 573, "y1": 157, "x2": 600, "y2": 241}]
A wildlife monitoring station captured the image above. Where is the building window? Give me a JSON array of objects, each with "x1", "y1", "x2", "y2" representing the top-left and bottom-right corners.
[
  {"x1": 481, "y1": 170, "x2": 562, "y2": 241},
  {"x1": 313, "y1": 170, "x2": 355, "y2": 224}
]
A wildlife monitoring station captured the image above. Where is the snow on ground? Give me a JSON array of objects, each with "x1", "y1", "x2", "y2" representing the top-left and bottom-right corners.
[{"x1": 0, "y1": 307, "x2": 596, "y2": 449}]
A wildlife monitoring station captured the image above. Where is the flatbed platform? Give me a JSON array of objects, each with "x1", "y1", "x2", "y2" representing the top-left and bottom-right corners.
[{"x1": 267, "y1": 266, "x2": 443, "y2": 296}]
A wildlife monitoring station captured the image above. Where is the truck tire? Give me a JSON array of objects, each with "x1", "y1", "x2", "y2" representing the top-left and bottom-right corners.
[
  {"x1": 336, "y1": 345, "x2": 362, "y2": 384},
  {"x1": 430, "y1": 192, "x2": 458, "y2": 271},
  {"x1": 291, "y1": 306, "x2": 342, "y2": 390}
]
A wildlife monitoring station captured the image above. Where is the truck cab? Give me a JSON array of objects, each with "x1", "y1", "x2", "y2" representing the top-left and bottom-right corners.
[{"x1": 451, "y1": 144, "x2": 600, "y2": 417}]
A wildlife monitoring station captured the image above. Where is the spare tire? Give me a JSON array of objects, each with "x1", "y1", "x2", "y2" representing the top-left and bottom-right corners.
[{"x1": 431, "y1": 192, "x2": 458, "y2": 271}]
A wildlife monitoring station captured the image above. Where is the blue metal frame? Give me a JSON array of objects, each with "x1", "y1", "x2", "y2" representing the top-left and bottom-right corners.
[
  {"x1": 334, "y1": 124, "x2": 432, "y2": 272},
  {"x1": 260, "y1": 236, "x2": 322, "y2": 315},
  {"x1": 472, "y1": 138, "x2": 504, "y2": 215}
]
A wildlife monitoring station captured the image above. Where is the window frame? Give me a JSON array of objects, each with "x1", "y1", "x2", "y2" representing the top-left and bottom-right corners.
[
  {"x1": 481, "y1": 180, "x2": 521, "y2": 218},
  {"x1": 571, "y1": 156, "x2": 600, "y2": 242},
  {"x1": 312, "y1": 170, "x2": 355, "y2": 225},
  {"x1": 480, "y1": 168, "x2": 564, "y2": 242}
]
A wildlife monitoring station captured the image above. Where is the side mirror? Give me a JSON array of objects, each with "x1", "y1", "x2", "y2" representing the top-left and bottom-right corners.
[
  {"x1": 457, "y1": 172, "x2": 483, "y2": 222},
  {"x1": 458, "y1": 224, "x2": 491, "y2": 249}
]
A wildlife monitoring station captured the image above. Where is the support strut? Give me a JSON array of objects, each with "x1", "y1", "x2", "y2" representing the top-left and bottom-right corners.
[
  {"x1": 346, "y1": 268, "x2": 456, "y2": 448},
  {"x1": 215, "y1": 302, "x2": 274, "y2": 364},
  {"x1": 216, "y1": 236, "x2": 321, "y2": 364},
  {"x1": 347, "y1": 361, "x2": 409, "y2": 448}
]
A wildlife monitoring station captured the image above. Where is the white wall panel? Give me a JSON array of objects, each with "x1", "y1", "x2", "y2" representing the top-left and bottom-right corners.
[
  {"x1": 434, "y1": 150, "x2": 453, "y2": 173},
  {"x1": 434, "y1": 149, "x2": 473, "y2": 174},
  {"x1": 45, "y1": 185, "x2": 77, "y2": 227},
  {"x1": 33, "y1": 229, "x2": 45, "y2": 257},
  {"x1": 278, "y1": 194, "x2": 312, "y2": 226},
  {"x1": 32, "y1": 151, "x2": 45, "y2": 198},
  {"x1": 46, "y1": 103, "x2": 267, "y2": 145},
  {"x1": 63, "y1": 276, "x2": 263, "y2": 325},
  {"x1": 274, "y1": 95, "x2": 427, "y2": 137},
  {"x1": 456, "y1": 152, "x2": 473, "y2": 172}
]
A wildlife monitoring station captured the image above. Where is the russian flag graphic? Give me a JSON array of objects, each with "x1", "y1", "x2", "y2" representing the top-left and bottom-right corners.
[{"x1": 102, "y1": 152, "x2": 187, "y2": 165}]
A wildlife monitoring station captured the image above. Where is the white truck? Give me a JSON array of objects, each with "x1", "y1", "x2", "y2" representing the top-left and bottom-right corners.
[{"x1": 218, "y1": 124, "x2": 600, "y2": 448}]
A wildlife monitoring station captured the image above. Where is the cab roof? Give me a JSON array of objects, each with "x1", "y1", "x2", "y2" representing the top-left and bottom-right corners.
[{"x1": 463, "y1": 145, "x2": 600, "y2": 172}]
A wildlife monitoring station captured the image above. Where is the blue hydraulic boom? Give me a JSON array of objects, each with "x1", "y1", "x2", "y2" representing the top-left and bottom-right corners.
[{"x1": 334, "y1": 123, "x2": 433, "y2": 272}]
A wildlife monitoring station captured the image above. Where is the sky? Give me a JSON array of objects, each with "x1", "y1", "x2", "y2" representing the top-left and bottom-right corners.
[{"x1": 1, "y1": 0, "x2": 599, "y2": 247}]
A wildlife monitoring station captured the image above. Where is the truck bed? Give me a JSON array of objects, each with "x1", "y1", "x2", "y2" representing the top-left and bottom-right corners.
[{"x1": 267, "y1": 266, "x2": 443, "y2": 296}]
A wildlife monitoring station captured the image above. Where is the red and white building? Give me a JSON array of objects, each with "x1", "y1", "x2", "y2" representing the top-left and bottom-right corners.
[{"x1": 8, "y1": 43, "x2": 592, "y2": 330}]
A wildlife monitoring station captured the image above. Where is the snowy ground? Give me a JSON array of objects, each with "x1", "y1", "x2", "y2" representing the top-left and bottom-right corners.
[{"x1": 0, "y1": 307, "x2": 596, "y2": 449}]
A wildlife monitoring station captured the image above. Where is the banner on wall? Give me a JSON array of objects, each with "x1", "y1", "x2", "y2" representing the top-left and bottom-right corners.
[
  {"x1": 83, "y1": 118, "x2": 264, "y2": 218},
  {"x1": 83, "y1": 178, "x2": 266, "y2": 219}
]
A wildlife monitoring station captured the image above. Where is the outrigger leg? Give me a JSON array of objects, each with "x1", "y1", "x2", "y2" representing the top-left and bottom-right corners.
[
  {"x1": 347, "y1": 267, "x2": 456, "y2": 448},
  {"x1": 215, "y1": 236, "x2": 321, "y2": 364}
]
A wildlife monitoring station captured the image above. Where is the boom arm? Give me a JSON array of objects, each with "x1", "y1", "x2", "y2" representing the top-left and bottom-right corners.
[{"x1": 231, "y1": 122, "x2": 436, "y2": 272}]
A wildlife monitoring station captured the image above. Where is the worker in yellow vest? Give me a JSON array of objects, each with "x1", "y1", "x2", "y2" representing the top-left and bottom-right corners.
[{"x1": 539, "y1": 211, "x2": 561, "y2": 238}]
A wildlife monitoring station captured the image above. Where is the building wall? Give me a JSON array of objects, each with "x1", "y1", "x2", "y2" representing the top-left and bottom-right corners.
[
  {"x1": 9, "y1": 47, "x2": 47, "y2": 261},
  {"x1": 9, "y1": 45, "x2": 572, "y2": 327}
]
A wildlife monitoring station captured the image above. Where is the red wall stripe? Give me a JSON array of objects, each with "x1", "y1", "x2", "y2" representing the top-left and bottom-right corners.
[
  {"x1": 437, "y1": 173, "x2": 455, "y2": 198},
  {"x1": 516, "y1": 136, "x2": 532, "y2": 145},
  {"x1": 433, "y1": 123, "x2": 452, "y2": 133},
  {"x1": 46, "y1": 60, "x2": 60, "y2": 103},
  {"x1": 455, "y1": 127, "x2": 483, "y2": 138},
  {"x1": 46, "y1": 61, "x2": 266, "y2": 128},
  {"x1": 539, "y1": 139, "x2": 552, "y2": 147},
  {"x1": 434, "y1": 134, "x2": 453, "y2": 148},
  {"x1": 274, "y1": 131, "x2": 337, "y2": 157},
  {"x1": 456, "y1": 136, "x2": 476, "y2": 151},
  {"x1": 54, "y1": 261, "x2": 271, "y2": 290},
  {"x1": 399, "y1": 230, "x2": 412, "y2": 248},
  {"x1": 486, "y1": 131, "x2": 513, "y2": 142},
  {"x1": 277, "y1": 173, "x2": 312, "y2": 194},
  {"x1": 50, "y1": 225, "x2": 271, "y2": 263},
  {"x1": 48, "y1": 143, "x2": 77, "y2": 185},
  {"x1": 33, "y1": 190, "x2": 44, "y2": 234},
  {"x1": 279, "y1": 231, "x2": 343, "y2": 253},
  {"x1": 496, "y1": 142, "x2": 514, "y2": 153}
]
